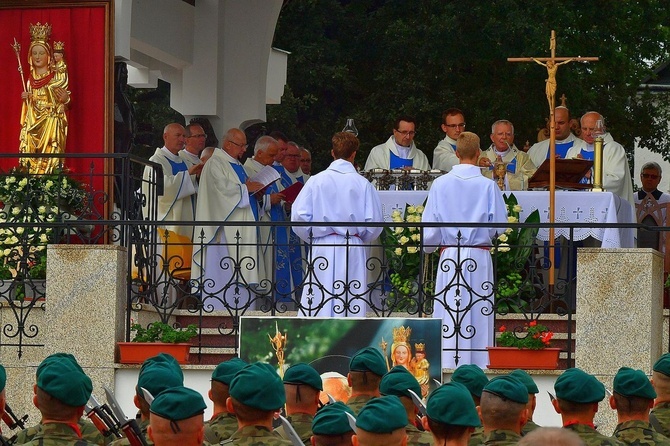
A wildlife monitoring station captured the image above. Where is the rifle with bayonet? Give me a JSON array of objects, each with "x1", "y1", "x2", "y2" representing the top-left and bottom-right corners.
[
  {"x1": 0, "y1": 403, "x2": 29, "y2": 445},
  {"x1": 104, "y1": 387, "x2": 149, "y2": 446},
  {"x1": 85, "y1": 394, "x2": 122, "y2": 439}
]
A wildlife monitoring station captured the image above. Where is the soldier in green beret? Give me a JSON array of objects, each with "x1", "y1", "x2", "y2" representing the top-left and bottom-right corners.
[
  {"x1": 223, "y1": 362, "x2": 292, "y2": 445},
  {"x1": 204, "y1": 357, "x2": 247, "y2": 444},
  {"x1": 353, "y1": 395, "x2": 408, "y2": 446},
  {"x1": 311, "y1": 402, "x2": 354, "y2": 446},
  {"x1": 422, "y1": 382, "x2": 481, "y2": 446},
  {"x1": 450, "y1": 364, "x2": 488, "y2": 446},
  {"x1": 346, "y1": 348, "x2": 387, "y2": 415},
  {"x1": 20, "y1": 355, "x2": 98, "y2": 445},
  {"x1": 15, "y1": 354, "x2": 110, "y2": 446},
  {"x1": 275, "y1": 363, "x2": 323, "y2": 445},
  {"x1": 478, "y1": 375, "x2": 528, "y2": 446},
  {"x1": 610, "y1": 367, "x2": 670, "y2": 445},
  {"x1": 651, "y1": 353, "x2": 670, "y2": 437},
  {"x1": 109, "y1": 356, "x2": 184, "y2": 446},
  {"x1": 509, "y1": 369, "x2": 542, "y2": 435},
  {"x1": 147, "y1": 386, "x2": 206, "y2": 446},
  {"x1": 552, "y1": 368, "x2": 624, "y2": 446},
  {"x1": 379, "y1": 366, "x2": 432, "y2": 445}
]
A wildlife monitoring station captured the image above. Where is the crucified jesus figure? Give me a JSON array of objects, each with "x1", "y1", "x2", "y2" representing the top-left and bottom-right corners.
[{"x1": 532, "y1": 58, "x2": 574, "y2": 110}]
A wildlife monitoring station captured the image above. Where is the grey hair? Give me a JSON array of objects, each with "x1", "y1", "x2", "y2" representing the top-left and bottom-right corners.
[
  {"x1": 254, "y1": 136, "x2": 278, "y2": 156},
  {"x1": 491, "y1": 119, "x2": 514, "y2": 135},
  {"x1": 641, "y1": 161, "x2": 662, "y2": 176},
  {"x1": 581, "y1": 111, "x2": 605, "y2": 126}
]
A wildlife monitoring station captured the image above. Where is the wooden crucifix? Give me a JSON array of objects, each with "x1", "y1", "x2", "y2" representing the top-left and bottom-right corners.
[{"x1": 508, "y1": 30, "x2": 598, "y2": 286}]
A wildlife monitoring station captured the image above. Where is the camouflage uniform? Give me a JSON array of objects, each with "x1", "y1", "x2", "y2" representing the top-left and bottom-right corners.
[
  {"x1": 15, "y1": 419, "x2": 107, "y2": 445},
  {"x1": 108, "y1": 419, "x2": 152, "y2": 446},
  {"x1": 613, "y1": 420, "x2": 670, "y2": 446},
  {"x1": 274, "y1": 413, "x2": 313, "y2": 446},
  {"x1": 521, "y1": 419, "x2": 541, "y2": 436},
  {"x1": 222, "y1": 425, "x2": 292, "y2": 445},
  {"x1": 564, "y1": 423, "x2": 626, "y2": 446},
  {"x1": 651, "y1": 402, "x2": 670, "y2": 438},
  {"x1": 17, "y1": 422, "x2": 99, "y2": 445},
  {"x1": 346, "y1": 395, "x2": 374, "y2": 415},
  {"x1": 406, "y1": 423, "x2": 432, "y2": 445},
  {"x1": 468, "y1": 426, "x2": 485, "y2": 446},
  {"x1": 203, "y1": 412, "x2": 237, "y2": 444},
  {"x1": 482, "y1": 429, "x2": 521, "y2": 446}
]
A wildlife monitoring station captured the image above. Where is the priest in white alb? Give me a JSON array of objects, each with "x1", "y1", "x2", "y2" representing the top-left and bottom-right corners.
[
  {"x1": 422, "y1": 131, "x2": 507, "y2": 369},
  {"x1": 291, "y1": 132, "x2": 383, "y2": 317},
  {"x1": 191, "y1": 128, "x2": 264, "y2": 310},
  {"x1": 364, "y1": 115, "x2": 431, "y2": 172}
]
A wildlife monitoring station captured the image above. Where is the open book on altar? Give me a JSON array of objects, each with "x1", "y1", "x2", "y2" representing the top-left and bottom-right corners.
[
  {"x1": 528, "y1": 158, "x2": 593, "y2": 190},
  {"x1": 249, "y1": 165, "x2": 281, "y2": 191}
]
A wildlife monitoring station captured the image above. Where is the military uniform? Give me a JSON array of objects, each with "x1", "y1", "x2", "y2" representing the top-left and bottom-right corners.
[
  {"x1": 346, "y1": 395, "x2": 373, "y2": 415},
  {"x1": 204, "y1": 412, "x2": 237, "y2": 444},
  {"x1": 406, "y1": 423, "x2": 432, "y2": 445},
  {"x1": 613, "y1": 420, "x2": 670, "y2": 446},
  {"x1": 564, "y1": 423, "x2": 626, "y2": 446},
  {"x1": 223, "y1": 425, "x2": 292, "y2": 445},
  {"x1": 521, "y1": 419, "x2": 541, "y2": 436},
  {"x1": 469, "y1": 426, "x2": 485, "y2": 446},
  {"x1": 483, "y1": 429, "x2": 521, "y2": 446},
  {"x1": 274, "y1": 413, "x2": 313, "y2": 446},
  {"x1": 652, "y1": 403, "x2": 670, "y2": 437},
  {"x1": 17, "y1": 422, "x2": 98, "y2": 446},
  {"x1": 15, "y1": 419, "x2": 108, "y2": 445},
  {"x1": 108, "y1": 419, "x2": 152, "y2": 446}
]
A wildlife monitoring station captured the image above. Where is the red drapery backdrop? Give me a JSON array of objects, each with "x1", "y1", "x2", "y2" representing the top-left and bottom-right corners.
[{"x1": 0, "y1": 3, "x2": 110, "y2": 197}]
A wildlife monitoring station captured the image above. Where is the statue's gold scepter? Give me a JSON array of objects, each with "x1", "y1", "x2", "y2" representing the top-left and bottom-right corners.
[
  {"x1": 379, "y1": 337, "x2": 390, "y2": 372},
  {"x1": 268, "y1": 321, "x2": 287, "y2": 378},
  {"x1": 11, "y1": 38, "x2": 27, "y2": 95}
]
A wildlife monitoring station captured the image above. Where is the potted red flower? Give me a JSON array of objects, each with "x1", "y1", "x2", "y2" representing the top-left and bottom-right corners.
[{"x1": 487, "y1": 320, "x2": 560, "y2": 369}]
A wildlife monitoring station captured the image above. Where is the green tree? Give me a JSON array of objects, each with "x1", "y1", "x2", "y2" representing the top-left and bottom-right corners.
[{"x1": 269, "y1": 1, "x2": 670, "y2": 172}]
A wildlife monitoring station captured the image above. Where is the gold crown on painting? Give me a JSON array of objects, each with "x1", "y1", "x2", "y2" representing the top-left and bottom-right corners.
[
  {"x1": 53, "y1": 41, "x2": 65, "y2": 51},
  {"x1": 392, "y1": 326, "x2": 411, "y2": 344},
  {"x1": 414, "y1": 342, "x2": 425, "y2": 352},
  {"x1": 29, "y1": 22, "x2": 52, "y2": 43}
]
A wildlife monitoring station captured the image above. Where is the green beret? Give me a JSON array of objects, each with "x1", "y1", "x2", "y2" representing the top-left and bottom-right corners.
[
  {"x1": 137, "y1": 363, "x2": 183, "y2": 398},
  {"x1": 140, "y1": 353, "x2": 183, "y2": 379},
  {"x1": 483, "y1": 376, "x2": 528, "y2": 404},
  {"x1": 380, "y1": 366, "x2": 421, "y2": 399},
  {"x1": 150, "y1": 386, "x2": 206, "y2": 421},
  {"x1": 509, "y1": 369, "x2": 539, "y2": 394},
  {"x1": 36, "y1": 353, "x2": 82, "y2": 378},
  {"x1": 212, "y1": 358, "x2": 247, "y2": 385},
  {"x1": 356, "y1": 396, "x2": 407, "y2": 433},
  {"x1": 554, "y1": 368, "x2": 605, "y2": 403},
  {"x1": 229, "y1": 362, "x2": 285, "y2": 411},
  {"x1": 614, "y1": 367, "x2": 656, "y2": 400},
  {"x1": 312, "y1": 402, "x2": 355, "y2": 436},
  {"x1": 426, "y1": 382, "x2": 480, "y2": 427},
  {"x1": 37, "y1": 358, "x2": 92, "y2": 407},
  {"x1": 349, "y1": 347, "x2": 387, "y2": 377},
  {"x1": 653, "y1": 353, "x2": 670, "y2": 377},
  {"x1": 0, "y1": 364, "x2": 6, "y2": 393},
  {"x1": 284, "y1": 363, "x2": 323, "y2": 390},
  {"x1": 451, "y1": 364, "x2": 489, "y2": 398}
]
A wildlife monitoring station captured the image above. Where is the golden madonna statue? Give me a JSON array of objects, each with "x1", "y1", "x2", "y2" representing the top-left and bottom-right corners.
[{"x1": 17, "y1": 23, "x2": 70, "y2": 174}]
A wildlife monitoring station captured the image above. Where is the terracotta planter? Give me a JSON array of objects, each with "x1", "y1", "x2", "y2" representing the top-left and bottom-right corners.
[
  {"x1": 487, "y1": 346, "x2": 561, "y2": 370},
  {"x1": 117, "y1": 342, "x2": 191, "y2": 364}
]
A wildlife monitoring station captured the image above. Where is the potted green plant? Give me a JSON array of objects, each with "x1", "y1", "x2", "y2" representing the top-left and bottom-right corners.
[
  {"x1": 117, "y1": 321, "x2": 198, "y2": 364},
  {"x1": 487, "y1": 320, "x2": 561, "y2": 369}
]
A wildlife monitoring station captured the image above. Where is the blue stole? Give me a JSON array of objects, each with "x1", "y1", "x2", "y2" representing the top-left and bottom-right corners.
[
  {"x1": 166, "y1": 157, "x2": 187, "y2": 174},
  {"x1": 389, "y1": 150, "x2": 412, "y2": 169},
  {"x1": 578, "y1": 149, "x2": 594, "y2": 185},
  {"x1": 230, "y1": 162, "x2": 258, "y2": 221},
  {"x1": 551, "y1": 141, "x2": 575, "y2": 160}
]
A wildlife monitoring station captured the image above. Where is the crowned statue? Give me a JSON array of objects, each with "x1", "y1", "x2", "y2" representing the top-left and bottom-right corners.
[{"x1": 14, "y1": 22, "x2": 70, "y2": 174}]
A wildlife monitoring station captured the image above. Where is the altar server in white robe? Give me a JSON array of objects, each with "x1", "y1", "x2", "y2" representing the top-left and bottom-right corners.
[
  {"x1": 527, "y1": 106, "x2": 587, "y2": 168},
  {"x1": 364, "y1": 115, "x2": 431, "y2": 172},
  {"x1": 422, "y1": 131, "x2": 507, "y2": 369},
  {"x1": 142, "y1": 123, "x2": 202, "y2": 240},
  {"x1": 291, "y1": 132, "x2": 383, "y2": 317},
  {"x1": 566, "y1": 111, "x2": 635, "y2": 205},
  {"x1": 192, "y1": 128, "x2": 264, "y2": 310}
]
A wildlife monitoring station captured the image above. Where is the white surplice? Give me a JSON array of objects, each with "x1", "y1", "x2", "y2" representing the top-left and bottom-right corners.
[
  {"x1": 291, "y1": 159, "x2": 383, "y2": 317},
  {"x1": 422, "y1": 163, "x2": 507, "y2": 369},
  {"x1": 192, "y1": 149, "x2": 259, "y2": 310}
]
